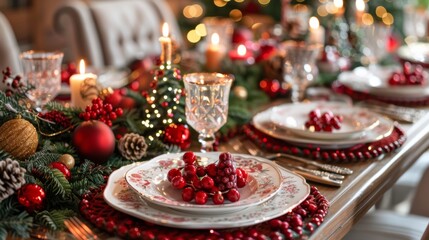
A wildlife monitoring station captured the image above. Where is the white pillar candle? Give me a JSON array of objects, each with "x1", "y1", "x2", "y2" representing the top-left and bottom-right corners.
[
  {"x1": 308, "y1": 17, "x2": 325, "y2": 45},
  {"x1": 69, "y1": 60, "x2": 98, "y2": 109},
  {"x1": 159, "y1": 22, "x2": 172, "y2": 65}
]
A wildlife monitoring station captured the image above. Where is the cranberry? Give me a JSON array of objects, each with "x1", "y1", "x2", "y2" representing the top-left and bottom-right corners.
[
  {"x1": 237, "y1": 177, "x2": 246, "y2": 188},
  {"x1": 205, "y1": 163, "x2": 217, "y2": 177},
  {"x1": 212, "y1": 191, "x2": 224, "y2": 204},
  {"x1": 167, "y1": 168, "x2": 181, "y2": 182},
  {"x1": 226, "y1": 188, "x2": 240, "y2": 202},
  {"x1": 171, "y1": 176, "x2": 186, "y2": 189},
  {"x1": 191, "y1": 176, "x2": 202, "y2": 189},
  {"x1": 182, "y1": 151, "x2": 196, "y2": 165},
  {"x1": 184, "y1": 165, "x2": 197, "y2": 177},
  {"x1": 309, "y1": 109, "x2": 321, "y2": 119},
  {"x1": 196, "y1": 166, "x2": 206, "y2": 177},
  {"x1": 181, "y1": 187, "x2": 194, "y2": 202},
  {"x1": 201, "y1": 176, "x2": 214, "y2": 190},
  {"x1": 195, "y1": 191, "x2": 208, "y2": 204},
  {"x1": 269, "y1": 219, "x2": 282, "y2": 229}
]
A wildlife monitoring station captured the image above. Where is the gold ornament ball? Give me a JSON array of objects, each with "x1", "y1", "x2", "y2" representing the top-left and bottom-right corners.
[
  {"x1": 0, "y1": 118, "x2": 38, "y2": 160},
  {"x1": 58, "y1": 154, "x2": 75, "y2": 169},
  {"x1": 233, "y1": 86, "x2": 248, "y2": 100}
]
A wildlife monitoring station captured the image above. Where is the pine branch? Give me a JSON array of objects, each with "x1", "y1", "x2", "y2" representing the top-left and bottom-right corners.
[
  {"x1": 0, "y1": 91, "x2": 36, "y2": 126},
  {"x1": 0, "y1": 211, "x2": 32, "y2": 239},
  {"x1": 70, "y1": 160, "x2": 110, "y2": 196},
  {"x1": 0, "y1": 196, "x2": 20, "y2": 219},
  {"x1": 34, "y1": 210, "x2": 75, "y2": 231}
]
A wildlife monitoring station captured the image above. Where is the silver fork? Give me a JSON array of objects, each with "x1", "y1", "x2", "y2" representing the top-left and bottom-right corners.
[
  {"x1": 64, "y1": 217, "x2": 99, "y2": 240},
  {"x1": 243, "y1": 139, "x2": 353, "y2": 175},
  {"x1": 231, "y1": 138, "x2": 343, "y2": 186}
]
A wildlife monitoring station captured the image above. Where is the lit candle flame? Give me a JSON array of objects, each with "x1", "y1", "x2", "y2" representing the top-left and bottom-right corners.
[
  {"x1": 211, "y1": 33, "x2": 220, "y2": 45},
  {"x1": 237, "y1": 44, "x2": 247, "y2": 56},
  {"x1": 333, "y1": 0, "x2": 343, "y2": 9},
  {"x1": 162, "y1": 22, "x2": 170, "y2": 37},
  {"x1": 309, "y1": 16, "x2": 320, "y2": 30},
  {"x1": 356, "y1": 0, "x2": 365, "y2": 12},
  {"x1": 79, "y1": 59, "x2": 85, "y2": 74}
]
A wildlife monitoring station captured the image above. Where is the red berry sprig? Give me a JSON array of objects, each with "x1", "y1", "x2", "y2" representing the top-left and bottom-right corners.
[
  {"x1": 79, "y1": 98, "x2": 124, "y2": 127},
  {"x1": 167, "y1": 151, "x2": 248, "y2": 205},
  {"x1": 389, "y1": 62, "x2": 426, "y2": 86},
  {"x1": 38, "y1": 110, "x2": 72, "y2": 129},
  {"x1": 2, "y1": 67, "x2": 24, "y2": 96},
  {"x1": 305, "y1": 109, "x2": 343, "y2": 132}
]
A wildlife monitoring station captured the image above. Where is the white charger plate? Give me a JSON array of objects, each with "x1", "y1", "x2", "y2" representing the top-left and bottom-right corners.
[
  {"x1": 253, "y1": 105, "x2": 394, "y2": 149},
  {"x1": 125, "y1": 153, "x2": 282, "y2": 214},
  {"x1": 397, "y1": 42, "x2": 429, "y2": 66},
  {"x1": 338, "y1": 66, "x2": 429, "y2": 98},
  {"x1": 270, "y1": 102, "x2": 379, "y2": 140},
  {"x1": 104, "y1": 161, "x2": 310, "y2": 229}
]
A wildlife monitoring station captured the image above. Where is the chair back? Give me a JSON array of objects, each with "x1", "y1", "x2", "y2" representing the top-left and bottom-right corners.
[
  {"x1": 55, "y1": 0, "x2": 181, "y2": 68},
  {"x1": 0, "y1": 12, "x2": 21, "y2": 74}
]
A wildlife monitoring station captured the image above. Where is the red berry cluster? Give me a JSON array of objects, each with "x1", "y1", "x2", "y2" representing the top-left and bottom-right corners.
[
  {"x1": 305, "y1": 109, "x2": 343, "y2": 132},
  {"x1": 38, "y1": 110, "x2": 72, "y2": 129},
  {"x1": 2, "y1": 67, "x2": 23, "y2": 96},
  {"x1": 167, "y1": 152, "x2": 248, "y2": 205},
  {"x1": 79, "y1": 98, "x2": 124, "y2": 127},
  {"x1": 389, "y1": 62, "x2": 426, "y2": 86}
]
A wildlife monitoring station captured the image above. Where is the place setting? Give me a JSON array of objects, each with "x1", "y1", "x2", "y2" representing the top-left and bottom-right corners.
[{"x1": 245, "y1": 100, "x2": 406, "y2": 162}]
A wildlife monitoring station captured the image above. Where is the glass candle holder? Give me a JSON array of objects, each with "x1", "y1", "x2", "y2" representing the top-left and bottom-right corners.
[
  {"x1": 183, "y1": 73, "x2": 234, "y2": 152},
  {"x1": 20, "y1": 51, "x2": 63, "y2": 111},
  {"x1": 203, "y1": 17, "x2": 234, "y2": 52}
]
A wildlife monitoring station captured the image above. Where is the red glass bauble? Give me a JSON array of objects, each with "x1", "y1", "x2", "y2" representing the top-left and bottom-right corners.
[
  {"x1": 104, "y1": 90, "x2": 123, "y2": 108},
  {"x1": 259, "y1": 78, "x2": 281, "y2": 98},
  {"x1": 17, "y1": 183, "x2": 46, "y2": 212},
  {"x1": 49, "y1": 161, "x2": 71, "y2": 180},
  {"x1": 164, "y1": 124, "x2": 190, "y2": 148},
  {"x1": 72, "y1": 121, "x2": 115, "y2": 164}
]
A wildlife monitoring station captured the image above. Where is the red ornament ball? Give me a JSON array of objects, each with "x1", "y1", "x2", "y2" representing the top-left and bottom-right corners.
[
  {"x1": 17, "y1": 183, "x2": 46, "y2": 212},
  {"x1": 72, "y1": 120, "x2": 115, "y2": 164},
  {"x1": 49, "y1": 161, "x2": 71, "y2": 180},
  {"x1": 164, "y1": 124, "x2": 190, "y2": 149},
  {"x1": 259, "y1": 78, "x2": 281, "y2": 98}
]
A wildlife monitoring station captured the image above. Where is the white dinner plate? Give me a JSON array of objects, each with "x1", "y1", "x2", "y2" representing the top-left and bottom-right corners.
[
  {"x1": 270, "y1": 102, "x2": 379, "y2": 140},
  {"x1": 253, "y1": 105, "x2": 394, "y2": 149},
  {"x1": 338, "y1": 66, "x2": 429, "y2": 98},
  {"x1": 125, "y1": 153, "x2": 282, "y2": 214},
  {"x1": 397, "y1": 42, "x2": 429, "y2": 66},
  {"x1": 104, "y1": 161, "x2": 310, "y2": 229}
]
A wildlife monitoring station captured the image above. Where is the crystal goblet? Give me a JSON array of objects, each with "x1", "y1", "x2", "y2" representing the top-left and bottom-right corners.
[
  {"x1": 183, "y1": 73, "x2": 234, "y2": 152},
  {"x1": 20, "y1": 51, "x2": 64, "y2": 111},
  {"x1": 283, "y1": 41, "x2": 322, "y2": 102}
]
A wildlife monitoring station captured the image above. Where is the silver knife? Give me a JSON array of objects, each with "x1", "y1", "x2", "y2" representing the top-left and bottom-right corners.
[
  {"x1": 292, "y1": 168, "x2": 343, "y2": 187},
  {"x1": 292, "y1": 165, "x2": 345, "y2": 180},
  {"x1": 265, "y1": 153, "x2": 353, "y2": 175}
]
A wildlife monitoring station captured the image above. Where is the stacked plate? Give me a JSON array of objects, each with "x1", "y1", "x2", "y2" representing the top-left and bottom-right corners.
[
  {"x1": 337, "y1": 66, "x2": 429, "y2": 101},
  {"x1": 253, "y1": 101, "x2": 394, "y2": 149},
  {"x1": 104, "y1": 152, "x2": 310, "y2": 229}
]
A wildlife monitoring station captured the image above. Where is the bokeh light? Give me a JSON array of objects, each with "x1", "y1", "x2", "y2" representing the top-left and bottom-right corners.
[
  {"x1": 187, "y1": 30, "x2": 201, "y2": 43},
  {"x1": 229, "y1": 9, "x2": 243, "y2": 22}
]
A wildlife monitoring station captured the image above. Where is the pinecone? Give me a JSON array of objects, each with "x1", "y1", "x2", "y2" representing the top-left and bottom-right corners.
[
  {"x1": 0, "y1": 158, "x2": 26, "y2": 202},
  {"x1": 118, "y1": 133, "x2": 148, "y2": 161}
]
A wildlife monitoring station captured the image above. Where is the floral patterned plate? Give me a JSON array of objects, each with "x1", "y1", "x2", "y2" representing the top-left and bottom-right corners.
[
  {"x1": 125, "y1": 153, "x2": 282, "y2": 214},
  {"x1": 270, "y1": 102, "x2": 380, "y2": 140},
  {"x1": 104, "y1": 162, "x2": 310, "y2": 229}
]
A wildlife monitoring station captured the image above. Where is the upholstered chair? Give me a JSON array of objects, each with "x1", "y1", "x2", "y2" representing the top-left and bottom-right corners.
[
  {"x1": 0, "y1": 11, "x2": 21, "y2": 74},
  {"x1": 54, "y1": 0, "x2": 181, "y2": 68}
]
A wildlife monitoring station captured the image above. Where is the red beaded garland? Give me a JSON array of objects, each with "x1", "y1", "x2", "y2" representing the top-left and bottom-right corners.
[{"x1": 80, "y1": 185, "x2": 329, "y2": 239}]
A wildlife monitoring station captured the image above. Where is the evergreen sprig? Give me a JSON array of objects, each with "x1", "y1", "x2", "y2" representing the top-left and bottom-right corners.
[
  {"x1": 34, "y1": 210, "x2": 75, "y2": 230},
  {"x1": 0, "y1": 197, "x2": 32, "y2": 239}
]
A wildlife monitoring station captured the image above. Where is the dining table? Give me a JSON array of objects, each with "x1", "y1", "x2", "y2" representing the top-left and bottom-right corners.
[{"x1": 214, "y1": 98, "x2": 429, "y2": 240}]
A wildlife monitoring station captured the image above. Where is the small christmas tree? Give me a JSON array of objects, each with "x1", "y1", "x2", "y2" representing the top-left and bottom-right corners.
[{"x1": 140, "y1": 23, "x2": 186, "y2": 141}]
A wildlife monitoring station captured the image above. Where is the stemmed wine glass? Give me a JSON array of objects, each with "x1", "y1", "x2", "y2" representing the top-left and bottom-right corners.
[
  {"x1": 20, "y1": 51, "x2": 63, "y2": 111},
  {"x1": 283, "y1": 41, "x2": 322, "y2": 102},
  {"x1": 183, "y1": 73, "x2": 234, "y2": 152}
]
